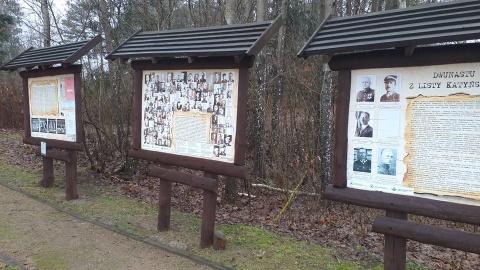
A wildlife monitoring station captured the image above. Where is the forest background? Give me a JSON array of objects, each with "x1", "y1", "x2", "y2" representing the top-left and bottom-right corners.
[
  {"x1": 0, "y1": 0, "x2": 430, "y2": 203},
  {"x1": 0, "y1": 1, "x2": 474, "y2": 268}
]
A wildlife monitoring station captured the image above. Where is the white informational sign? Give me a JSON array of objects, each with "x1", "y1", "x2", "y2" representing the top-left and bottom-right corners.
[
  {"x1": 347, "y1": 62, "x2": 480, "y2": 203},
  {"x1": 141, "y1": 69, "x2": 238, "y2": 163},
  {"x1": 29, "y1": 75, "x2": 76, "y2": 142},
  {"x1": 41, "y1": 141, "x2": 46, "y2": 156}
]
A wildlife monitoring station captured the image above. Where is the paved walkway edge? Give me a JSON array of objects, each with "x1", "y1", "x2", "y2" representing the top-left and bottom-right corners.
[{"x1": 0, "y1": 181, "x2": 233, "y2": 270}]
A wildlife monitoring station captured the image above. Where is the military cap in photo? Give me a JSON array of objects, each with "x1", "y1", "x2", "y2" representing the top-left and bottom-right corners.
[{"x1": 384, "y1": 75, "x2": 397, "y2": 82}]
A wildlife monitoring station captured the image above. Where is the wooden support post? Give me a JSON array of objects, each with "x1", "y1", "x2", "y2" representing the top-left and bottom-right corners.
[
  {"x1": 65, "y1": 151, "x2": 78, "y2": 200},
  {"x1": 158, "y1": 179, "x2": 172, "y2": 231},
  {"x1": 157, "y1": 164, "x2": 172, "y2": 231},
  {"x1": 384, "y1": 210, "x2": 407, "y2": 270},
  {"x1": 373, "y1": 216, "x2": 480, "y2": 254},
  {"x1": 200, "y1": 172, "x2": 218, "y2": 248},
  {"x1": 41, "y1": 156, "x2": 54, "y2": 188}
]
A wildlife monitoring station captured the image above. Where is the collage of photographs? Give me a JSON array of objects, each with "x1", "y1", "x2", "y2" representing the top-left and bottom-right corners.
[
  {"x1": 31, "y1": 118, "x2": 66, "y2": 135},
  {"x1": 142, "y1": 69, "x2": 236, "y2": 160},
  {"x1": 352, "y1": 74, "x2": 401, "y2": 177}
]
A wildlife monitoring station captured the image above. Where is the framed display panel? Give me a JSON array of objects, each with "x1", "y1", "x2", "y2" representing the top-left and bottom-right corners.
[
  {"x1": 330, "y1": 44, "x2": 480, "y2": 209},
  {"x1": 20, "y1": 65, "x2": 83, "y2": 151},
  {"x1": 141, "y1": 68, "x2": 238, "y2": 162},
  {"x1": 130, "y1": 57, "x2": 253, "y2": 178}
]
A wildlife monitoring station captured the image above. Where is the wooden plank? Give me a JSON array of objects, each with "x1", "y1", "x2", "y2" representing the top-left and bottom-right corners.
[
  {"x1": 134, "y1": 21, "x2": 270, "y2": 38},
  {"x1": 22, "y1": 77, "x2": 30, "y2": 137},
  {"x1": 65, "y1": 151, "x2": 78, "y2": 200},
  {"x1": 383, "y1": 211, "x2": 407, "y2": 270},
  {"x1": 200, "y1": 172, "x2": 218, "y2": 248},
  {"x1": 157, "y1": 164, "x2": 172, "y2": 231},
  {"x1": 35, "y1": 148, "x2": 71, "y2": 162},
  {"x1": 74, "y1": 71, "x2": 84, "y2": 143},
  {"x1": 130, "y1": 56, "x2": 255, "y2": 71},
  {"x1": 23, "y1": 137, "x2": 83, "y2": 151},
  {"x1": 157, "y1": 179, "x2": 172, "y2": 231},
  {"x1": 132, "y1": 69, "x2": 143, "y2": 150},
  {"x1": 297, "y1": 13, "x2": 332, "y2": 58},
  {"x1": 121, "y1": 40, "x2": 255, "y2": 50},
  {"x1": 121, "y1": 31, "x2": 264, "y2": 46},
  {"x1": 40, "y1": 157, "x2": 54, "y2": 188},
  {"x1": 332, "y1": 70, "x2": 350, "y2": 188},
  {"x1": 106, "y1": 29, "x2": 142, "y2": 60},
  {"x1": 311, "y1": 17, "x2": 480, "y2": 46},
  {"x1": 129, "y1": 149, "x2": 245, "y2": 179},
  {"x1": 148, "y1": 166, "x2": 218, "y2": 193},
  {"x1": 19, "y1": 65, "x2": 82, "y2": 78},
  {"x1": 373, "y1": 216, "x2": 480, "y2": 255},
  {"x1": 63, "y1": 35, "x2": 102, "y2": 65},
  {"x1": 323, "y1": 185, "x2": 480, "y2": 226},
  {"x1": 233, "y1": 66, "x2": 249, "y2": 165},
  {"x1": 328, "y1": 43, "x2": 480, "y2": 71},
  {"x1": 0, "y1": 47, "x2": 33, "y2": 70},
  {"x1": 247, "y1": 14, "x2": 284, "y2": 56},
  {"x1": 320, "y1": 5, "x2": 480, "y2": 33}
]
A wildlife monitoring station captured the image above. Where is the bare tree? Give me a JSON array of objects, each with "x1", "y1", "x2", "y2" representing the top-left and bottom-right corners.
[
  {"x1": 41, "y1": 0, "x2": 50, "y2": 46},
  {"x1": 271, "y1": 0, "x2": 287, "y2": 135},
  {"x1": 225, "y1": 0, "x2": 235, "y2": 24},
  {"x1": 252, "y1": 0, "x2": 267, "y2": 180}
]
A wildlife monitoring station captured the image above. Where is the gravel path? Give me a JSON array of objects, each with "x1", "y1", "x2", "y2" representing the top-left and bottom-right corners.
[{"x1": 0, "y1": 184, "x2": 212, "y2": 270}]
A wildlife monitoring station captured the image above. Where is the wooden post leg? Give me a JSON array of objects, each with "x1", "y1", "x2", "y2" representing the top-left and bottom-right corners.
[
  {"x1": 158, "y1": 179, "x2": 172, "y2": 231},
  {"x1": 41, "y1": 156, "x2": 54, "y2": 188},
  {"x1": 384, "y1": 211, "x2": 407, "y2": 270},
  {"x1": 65, "y1": 151, "x2": 78, "y2": 200},
  {"x1": 200, "y1": 172, "x2": 218, "y2": 248}
]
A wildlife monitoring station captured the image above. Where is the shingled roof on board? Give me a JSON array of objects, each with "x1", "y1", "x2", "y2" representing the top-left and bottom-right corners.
[
  {"x1": 105, "y1": 16, "x2": 283, "y2": 62},
  {"x1": 1, "y1": 35, "x2": 102, "y2": 71},
  {"x1": 298, "y1": 0, "x2": 480, "y2": 57}
]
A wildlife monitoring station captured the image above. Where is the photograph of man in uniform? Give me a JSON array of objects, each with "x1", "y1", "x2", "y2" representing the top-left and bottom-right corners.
[
  {"x1": 355, "y1": 111, "x2": 373, "y2": 137},
  {"x1": 377, "y1": 148, "x2": 396, "y2": 175},
  {"x1": 224, "y1": 134, "x2": 232, "y2": 146},
  {"x1": 380, "y1": 75, "x2": 400, "y2": 102},
  {"x1": 356, "y1": 76, "x2": 375, "y2": 102},
  {"x1": 353, "y1": 148, "x2": 371, "y2": 173}
]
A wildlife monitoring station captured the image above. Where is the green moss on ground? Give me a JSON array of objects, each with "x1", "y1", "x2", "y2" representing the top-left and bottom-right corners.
[{"x1": 32, "y1": 250, "x2": 71, "y2": 270}]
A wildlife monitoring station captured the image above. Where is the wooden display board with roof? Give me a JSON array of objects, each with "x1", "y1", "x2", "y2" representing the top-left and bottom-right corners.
[
  {"x1": 299, "y1": 0, "x2": 480, "y2": 269},
  {"x1": 106, "y1": 18, "x2": 283, "y2": 248},
  {"x1": 1, "y1": 36, "x2": 102, "y2": 200}
]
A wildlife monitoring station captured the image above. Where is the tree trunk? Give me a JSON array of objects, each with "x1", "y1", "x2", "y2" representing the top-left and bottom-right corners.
[
  {"x1": 271, "y1": 0, "x2": 287, "y2": 136},
  {"x1": 253, "y1": 0, "x2": 266, "y2": 180},
  {"x1": 223, "y1": 0, "x2": 237, "y2": 202},
  {"x1": 41, "y1": 0, "x2": 50, "y2": 47},
  {"x1": 242, "y1": 0, "x2": 253, "y2": 22},
  {"x1": 371, "y1": 0, "x2": 381, "y2": 12},
  {"x1": 319, "y1": 62, "x2": 333, "y2": 192},
  {"x1": 225, "y1": 0, "x2": 235, "y2": 24},
  {"x1": 318, "y1": 0, "x2": 334, "y2": 192},
  {"x1": 385, "y1": 0, "x2": 397, "y2": 10},
  {"x1": 257, "y1": 0, "x2": 265, "y2": 21},
  {"x1": 97, "y1": 0, "x2": 127, "y2": 160}
]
